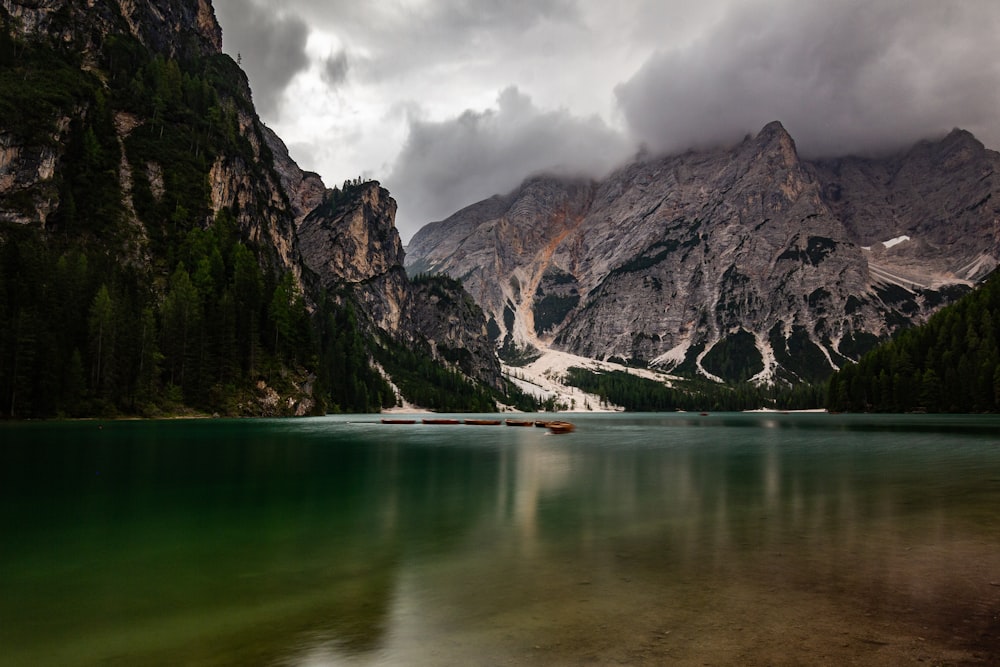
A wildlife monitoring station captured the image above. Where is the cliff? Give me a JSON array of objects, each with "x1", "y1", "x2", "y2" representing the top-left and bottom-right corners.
[
  {"x1": 0, "y1": 0, "x2": 505, "y2": 416},
  {"x1": 407, "y1": 121, "x2": 1000, "y2": 384}
]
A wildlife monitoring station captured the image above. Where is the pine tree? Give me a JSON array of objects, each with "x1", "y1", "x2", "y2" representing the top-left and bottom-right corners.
[{"x1": 88, "y1": 284, "x2": 115, "y2": 398}]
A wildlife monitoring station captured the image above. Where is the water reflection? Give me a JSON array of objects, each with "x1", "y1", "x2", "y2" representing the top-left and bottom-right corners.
[{"x1": 2, "y1": 414, "x2": 1000, "y2": 665}]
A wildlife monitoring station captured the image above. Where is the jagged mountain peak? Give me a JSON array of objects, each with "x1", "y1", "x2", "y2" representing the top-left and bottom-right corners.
[
  {"x1": 909, "y1": 127, "x2": 987, "y2": 170},
  {"x1": 407, "y1": 122, "x2": 1000, "y2": 385},
  {"x1": 753, "y1": 120, "x2": 797, "y2": 150},
  {"x1": 754, "y1": 120, "x2": 799, "y2": 165}
]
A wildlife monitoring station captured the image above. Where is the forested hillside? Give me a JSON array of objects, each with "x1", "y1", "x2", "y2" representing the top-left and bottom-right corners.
[
  {"x1": 563, "y1": 368, "x2": 824, "y2": 412},
  {"x1": 0, "y1": 188, "x2": 397, "y2": 417},
  {"x1": 827, "y1": 271, "x2": 1000, "y2": 413},
  {"x1": 0, "y1": 7, "x2": 521, "y2": 418}
]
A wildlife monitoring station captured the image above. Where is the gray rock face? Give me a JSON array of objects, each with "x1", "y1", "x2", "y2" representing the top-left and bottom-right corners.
[
  {"x1": 406, "y1": 122, "x2": 1000, "y2": 383},
  {"x1": 295, "y1": 182, "x2": 504, "y2": 388},
  {"x1": 408, "y1": 277, "x2": 504, "y2": 389},
  {"x1": 298, "y1": 182, "x2": 409, "y2": 334},
  {"x1": 3, "y1": 0, "x2": 222, "y2": 60},
  {"x1": 813, "y1": 129, "x2": 1000, "y2": 283}
]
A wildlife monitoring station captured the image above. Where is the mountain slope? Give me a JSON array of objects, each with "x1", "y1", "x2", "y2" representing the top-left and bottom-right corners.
[
  {"x1": 0, "y1": 0, "x2": 507, "y2": 417},
  {"x1": 407, "y1": 122, "x2": 1000, "y2": 384}
]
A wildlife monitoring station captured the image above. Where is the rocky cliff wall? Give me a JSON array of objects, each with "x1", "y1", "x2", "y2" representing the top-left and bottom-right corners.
[
  {"x1": 2, "y1": 0, "x2": 221, "y2": 59},
  {"x1": 407, "y1": 122, "x2": 1000, "y2": 384}
]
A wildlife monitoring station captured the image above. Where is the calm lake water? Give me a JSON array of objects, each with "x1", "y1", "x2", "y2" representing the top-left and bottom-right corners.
[{"x1": 2, "y1": 413, "x2": 1000, "y2": 666}]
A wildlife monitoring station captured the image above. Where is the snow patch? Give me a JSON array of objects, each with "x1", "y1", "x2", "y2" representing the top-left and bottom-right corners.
[
  {"x1": 651, "y1": 341, "x2": 689, "y2": 368},
  {"x1": 504, "y1": 347, "x2": 680, "y2": 412},
  {"x1": 957, "y1": 253, "x2": 997, "y2": 281},
  {"x1": 694, "y1": 339, "x2": 725, "y2": 383},
  {"x1": 868, "y1": 263, "x2": 923, "y2": 291},
  {"x1": 749, "y1": 332, "x2": 778, "y2": 384},
  {"x1": 882, "y1": 235, "x2": 910, "y2": 249},
  {"x1": 861, "y1": 236, "x2": 912, "y2": 252},
  {"x1": 507, "y1": 349, "x2": 623, "y2": 411}
]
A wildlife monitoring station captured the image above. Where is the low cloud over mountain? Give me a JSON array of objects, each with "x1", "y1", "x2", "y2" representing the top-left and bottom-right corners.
[
  {"x1": 213, "y1": 0, "x2": 1000, "y2": 240},
  {"x1": 617, "y1": 0, "x2": 1000, "y2": 158},
  {"x1": 385, "y1": 87, "x2": 632, "y2": 237}
]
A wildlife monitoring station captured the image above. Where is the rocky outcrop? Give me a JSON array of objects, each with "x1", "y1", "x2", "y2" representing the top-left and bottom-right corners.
[
  {"x1": 262, "y1": 125, "x2": 327, "y2": 227},
  {"x1": 2, "y1": 0, "x2": 222, "y2": 60},
  {"x1": 408, "y1": 276, "x2": 504, "y2": 390},
  {"x1": 297, "y1": 182, "x2": 504, "y2": 388},
  {"x1": 300, "y1": 184, "x2": 404, "y2": 287},
  {"x1": 298, "y1": 182, "x2": 409, "y2": 333},
  {"x1": 407, "y1": 122, "x2": 1000, "y2": 384},
  {"x1": 0, "y1": 130, "x2": 62, "y2": 226}
]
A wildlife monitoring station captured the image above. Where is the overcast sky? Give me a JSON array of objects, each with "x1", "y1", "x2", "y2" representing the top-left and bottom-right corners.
[{"x1": 212, "y1": 0, "x2": 1000, "y2": 242}]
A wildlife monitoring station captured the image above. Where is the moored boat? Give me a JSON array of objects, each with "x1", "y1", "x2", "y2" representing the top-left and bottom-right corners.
[
  {"x1": 504, "y1": 419, "x2": 534, "y2": 427},
  {"x1": 464, "y1": 419, "x2": 502, "y2": 426},
  {"x1": 534, "y1": 420, "x2": 551, "y2": 428},
  {"x1": 546, "y1": 420, "x2": 576, "y2": 434},
  {"x1": 381, "y1": 418, "x2": 416, "y2": 424},
  {"x1": 422, "y1": 418, "x2": 461, "y2": 425}
]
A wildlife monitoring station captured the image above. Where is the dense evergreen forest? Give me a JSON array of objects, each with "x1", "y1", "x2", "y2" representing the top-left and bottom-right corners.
[
  {"x1": 563, "y1": 367, "x2": 825, "y2": 412},
  {"x1": 0, "y1": 24, "x2": 517, "y2": 418},
  {"x1": 827, "y1": 270, "x2": 1000, "y2": 413}
]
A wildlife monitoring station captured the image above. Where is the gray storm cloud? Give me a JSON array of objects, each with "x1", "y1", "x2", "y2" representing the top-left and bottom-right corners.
[
  {"x1": 615, "y1": 0, "x2": 1000, "y2": 158},
  {"x1": 322, "y1": 51, "x2": 349, "y2": 86},
  {"x1": 385, "y1": 87, "x2": 632, "y2": 242},
  {"x1": 209, "y1": 0, "x2": 1000, "y2": 243},
  {"x1": 213, "y1": 1, "x2": 311, "y2": 118}
]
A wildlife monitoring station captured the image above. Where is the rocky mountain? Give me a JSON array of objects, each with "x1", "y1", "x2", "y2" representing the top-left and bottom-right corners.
[
  {"x1": 262, "y1": 123, "x2": 498, "y2": 386},
  {"x1": 406, "y1": 121, "x2": 1000, "y2": 384},
  {"x1": 0, "y1": 0, "x2": 503, "y2": 417}
]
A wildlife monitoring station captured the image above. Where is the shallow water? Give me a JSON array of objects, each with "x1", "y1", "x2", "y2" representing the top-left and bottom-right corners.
[{"x1": 2, "y1": 413, "x2": 1000, "y2": 665}]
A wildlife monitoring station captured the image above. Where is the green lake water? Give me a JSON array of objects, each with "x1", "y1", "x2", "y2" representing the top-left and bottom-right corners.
[{"x1": 2, "y1": 413, "x2": 1000, "y2": 665}]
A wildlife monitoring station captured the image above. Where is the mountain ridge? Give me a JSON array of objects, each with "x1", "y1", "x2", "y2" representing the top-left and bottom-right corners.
[{"x1": 406, "y1": 121, "x2": 1000, "y2": 385}]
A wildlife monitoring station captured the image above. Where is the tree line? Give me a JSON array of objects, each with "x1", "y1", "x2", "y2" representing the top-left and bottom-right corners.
[
  {"x1": 827, "y1": 270, "x2": 1000, "y2": 413},
  {"x1": 0, "y1": 202, "x2": 521, "y2": 418},
  {"x1": 563, "y1": 367, "x2": 825, "y2": 412}
]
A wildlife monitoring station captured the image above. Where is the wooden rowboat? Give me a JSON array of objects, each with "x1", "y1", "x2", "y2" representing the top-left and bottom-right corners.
[
  {"x1": 464, "y1": 419, "x2": 502, "y2": 426},
  {"x1": 504, "y1": 419, "x2": 534, "y2": 427},
  {"x1": 546, "y1": 420, "x2": 576, "y2": 434},
  {"x1": 422, "y1": 418, "x2": 461, "y2": 425},
  {"x1": 381, "y1": 418, "x2": 416, "y2": 424}
]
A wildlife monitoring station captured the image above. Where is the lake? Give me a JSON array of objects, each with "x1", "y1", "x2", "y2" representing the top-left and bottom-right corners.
[{"x1": 2, "y1": 413, "x2": 1000, "y2": 665}]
